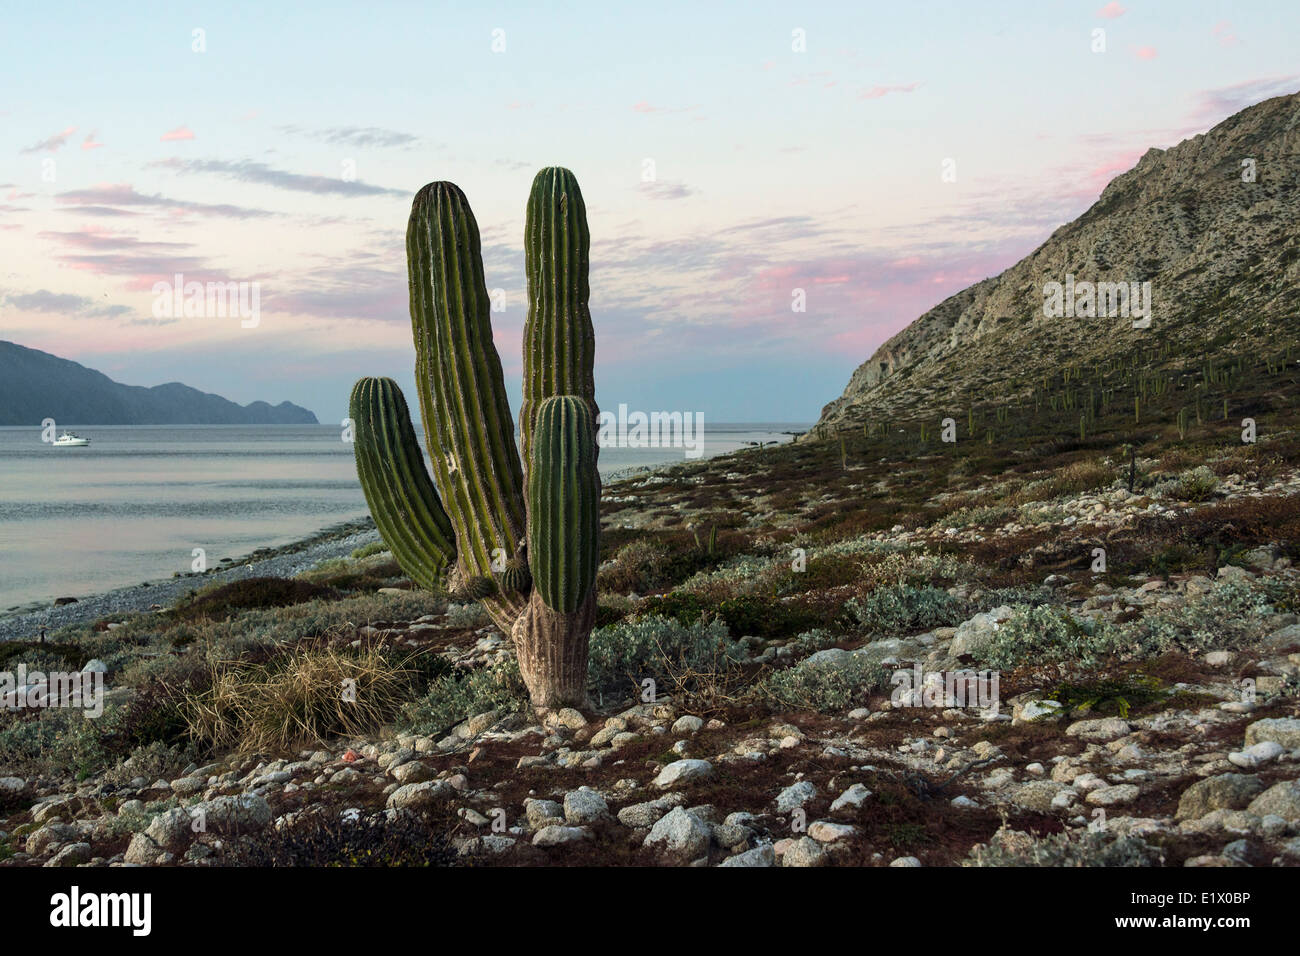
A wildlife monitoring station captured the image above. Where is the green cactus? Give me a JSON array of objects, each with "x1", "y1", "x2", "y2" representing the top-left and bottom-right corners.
[
  {"x1": 501, "y1": 553, "x2": 532, "y2": 595},
  {"x1": 406, "y1": 180, "x2": 528, "y2": 624},
  {"x1": 528, "y1": 396, "x2": 600, "y2": 614},
  {"x1": 351, "y1": 170, "x2": 601, "y2": 711},
  {"x1": 348, "y1": 376, "x2": 456, "y2": 590}
]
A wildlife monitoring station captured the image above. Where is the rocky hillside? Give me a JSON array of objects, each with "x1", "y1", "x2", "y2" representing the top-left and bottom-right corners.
[
  {"x1": 0, "y1": 341, "x2": 317, "y2": 426},
  {"x1": 813, "y1": 91, "x2": 1300, "y2": 438}
]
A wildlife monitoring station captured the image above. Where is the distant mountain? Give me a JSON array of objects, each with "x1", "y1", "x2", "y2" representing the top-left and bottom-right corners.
[
  {"x1": 813, "y1": 91, "x2": 1300, "y2": 437},
  {"x1": 0, "y1": 341, "x2": 318, "y2": 426}
]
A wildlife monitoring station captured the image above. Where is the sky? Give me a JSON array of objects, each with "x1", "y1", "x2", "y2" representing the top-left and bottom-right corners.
[{"x1": 1, "y1": 1, "x2": 1297, "y2": 425}]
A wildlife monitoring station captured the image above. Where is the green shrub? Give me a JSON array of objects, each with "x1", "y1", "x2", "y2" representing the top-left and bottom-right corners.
[
  {"x1": 976, "y1": 580, "x2": 1278, "y2": 670},
  {"x1": 0, "y1": 709, "x2": 111, "y2": 780},
  {"x1": 1113, "y1": 578, "x2": 1274, "y2": 655},
  {"x1": 102, "y1": 740, "x2": 200, "y2": 786},
  {"x1": 845, "y1": 583, "x2": 969, "y2": 634},
  {"x1": 445, "y1": 602, "x2": 491, "y2": 628},
  {"x1": 1171, "y1": 465, "x2": 1220, "y2": 502},
  {"x1": 400, "y1": 657, "x2": 529, "y2": 737},
  {"x1": 587, "y1": 615, "x2": 742, "y2": 697},
  {"x1": 964, "y1": 828, "x2": 1160, "y2": 867},
  {"x1": 975, "y1": 604, "x2": 1112, "y2": 670},
  {"x1": 757, "y1": 655, "x2": 887, "y2": 713},
  {"x1": 350, "y1": 541, "x2": 389, "y2": 560}
]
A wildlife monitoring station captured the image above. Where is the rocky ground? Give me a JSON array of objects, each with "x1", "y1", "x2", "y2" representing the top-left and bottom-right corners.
[
  {"x1": 2, "y1": 404, "x2": 1297, "y2": 867},
  {"x1": 1, "y1": 495, "x2": 1296, "y2": 866}
]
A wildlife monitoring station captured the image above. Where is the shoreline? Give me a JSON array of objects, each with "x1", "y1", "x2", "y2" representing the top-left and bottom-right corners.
[
  {"x1": 0, "y1": 453, "x2": 723, "y2": 643},
  {"x1": 0, "y1": 517, "x2": 381, "y2": 643}
]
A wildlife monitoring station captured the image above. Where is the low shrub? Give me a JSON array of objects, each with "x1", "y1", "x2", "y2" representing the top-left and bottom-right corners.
[
  {"x1": 634, "y1": 591, "x2": 825, "y2": 638},
  {"x1": 976, "y1": 580, "x2": 1278, "y2": 670},
  {"x1": 221, "y1": 807, "x2": 457, "y2": 866},
  {"x1": 756, "y1": 655, "x2": 888, "y2": 713},
  {"x1": 974, "y1": 604, "x2": 1112, "y2": 670},
  {"x1": 845, "y1": 583, "x2": 969, "y2": 634},
  {"x1": 171, "y1": 577, "x2": 340, "y2": 621},
  {"x1": 400, "y1": 657, "x2": 528, "y2": 737},
  {"x1": 1171, "y1": 465, "x2": 1220, "y2": 502},
  {"x1": 350, "y1": 541, "x2": 389, "y2": 560},
  {"x1": 964, "y1": 828, "x2": 1160, "y2": 867},
  {"x1": 587, "y1": 615, "x2": 742, "y2": 698}
]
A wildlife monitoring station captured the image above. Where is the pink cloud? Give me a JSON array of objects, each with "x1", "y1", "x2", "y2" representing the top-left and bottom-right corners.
[
  {"x1": 631, "y1": 101, "x2": 698, "y2": 114},
  {"x1": 1097, "y1": 2, "x2": 1126, "y2": 18},
  {"x1": 20, "y1": 126, "x2": 77, "y2": 153},
  {"x1": 1212, "y1": 21, "x2": 1239, "y2": 47},
  {"x1": 1190, "y1": 74, "x2": 1300, "y2": 127},
  {"x1": 82, "y1": 131, "x2": 104, "y2": 151},
  {"x1": 1134, "y1": 46, "x2": 1158, "y2": 60},
  {"x1": 859, "y1": 82, "x2": 920, "y2": 100},
  {"x1": 160, "y1": 125, "x2": 195, "y2": 141},
  {"x1": 1085, "y1": 149, "x2": 1144, "y2": 184}
]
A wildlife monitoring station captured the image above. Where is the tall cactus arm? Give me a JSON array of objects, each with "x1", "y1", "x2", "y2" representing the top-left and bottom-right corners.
[
  {"x1": 528, "y1": 395, "x2": 601, "y2": 613},
  {"x1": 348, "y1": 376, "x2": 456, "y2": 590},
  {"x1": 406, "y1": 181, "x2": 528, "y2": 623},
  {"x1": 521, "y1": 167, "x2": 598, "y2": 474}
]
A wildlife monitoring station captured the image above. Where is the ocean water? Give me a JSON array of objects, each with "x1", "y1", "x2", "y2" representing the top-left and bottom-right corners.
[{"x1": 0, "y1": 422, "x2": 806, "y2": 609}]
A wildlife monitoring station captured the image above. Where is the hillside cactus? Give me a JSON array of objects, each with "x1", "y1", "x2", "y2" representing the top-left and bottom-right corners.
[{"x1": 351, "y1": 169, "x2": 601, "y2": 710}]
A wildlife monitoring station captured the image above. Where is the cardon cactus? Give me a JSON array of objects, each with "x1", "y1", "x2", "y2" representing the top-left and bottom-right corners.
[{"x1": 350, "y1": 169, "x2": 601, "y2": 710}]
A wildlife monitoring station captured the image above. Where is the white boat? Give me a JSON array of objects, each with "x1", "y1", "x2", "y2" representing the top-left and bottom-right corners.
[{"x1": 52, "y1": 432, "x2": 90, "y2": 447}]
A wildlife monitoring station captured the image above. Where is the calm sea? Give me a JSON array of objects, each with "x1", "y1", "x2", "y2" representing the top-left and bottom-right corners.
[{"x1": 0, "y1": 422, "x2": 806, "y2": 609}]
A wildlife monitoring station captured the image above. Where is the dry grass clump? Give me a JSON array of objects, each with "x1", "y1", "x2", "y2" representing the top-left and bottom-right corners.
[
  {"x1": 181, "y1": 645, "x2": 417, "y2": 754},
  {"x1": 1010, "y1": 459, "x2": 1113, "y2": 505}
]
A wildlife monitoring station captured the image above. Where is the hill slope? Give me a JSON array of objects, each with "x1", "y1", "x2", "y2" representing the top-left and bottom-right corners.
[
  {"x1": 0, "y1": 341, "x2": 318, "y2": 425},
  {"x1": 813, "y1": 91, "x2": 1300, "y2": 438}
]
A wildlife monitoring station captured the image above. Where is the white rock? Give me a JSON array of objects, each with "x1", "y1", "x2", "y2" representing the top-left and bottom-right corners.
[
  {"x1": 775, "y1": 780, "x2": 817, "y2": 812},
  {"x1": 780, "y1": 836, "x2": 827, "y2": 867},
  {"x1": 830, "y1": 783, "x2": 872, "y2": 811},
  {"x1": 808, "y1": 820, "x2": 857, "y2": 842},
  {"x1": 653, "y1": 759, "x2": 713, "y2": 789},
  {"x1": 1086, "y1": 784, "x2": 1140, "y2": 807},
  {"x1": 563, "y1": 788, "x2": 610, "y2": 824},
  {"x1": 1228, "y1": 741, "x2": 1284, "y2": 769},
  {"x1": 719, "y1": 844, "x2": 775, "y2": 867},
  {"x1": 532, "y1": 825, "x2": 590, "y2": 847},
  {"x1": 644, "y1": 807, "x2": 711, "y2": 857},
  {"x1": 671, "y1": 715, "x2": 704, "y2": 735}
]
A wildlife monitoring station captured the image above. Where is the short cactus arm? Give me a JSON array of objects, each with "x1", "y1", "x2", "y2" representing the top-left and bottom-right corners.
[
  {"x1": 528, "y1": 395, "x2": 601, "y2": 613},
  {"x1": 348, "y1": 376, "x2": 456, "y2": 590}
]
